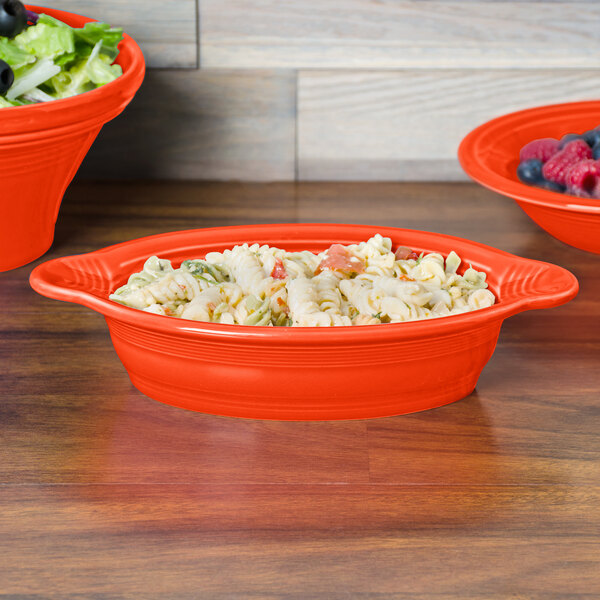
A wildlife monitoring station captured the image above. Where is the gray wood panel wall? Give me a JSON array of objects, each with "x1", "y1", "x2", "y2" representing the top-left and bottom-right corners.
[
  {"x1": 55, "y1": 0, "x2": 600, "y2": 181},
  {"x1": 45, "y1": 1, "x2": 198, "y2": 67}
]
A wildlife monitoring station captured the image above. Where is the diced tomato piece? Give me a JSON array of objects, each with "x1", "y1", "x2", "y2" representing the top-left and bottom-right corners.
[
  {"x1": 397, "y1": 274, "x2": 415, "y2": 281},
  {"x1": 394, "y1": 246, "x2": 413, "y2": 260},
  {"x1": 276, "y1": 297, "x2": 290, "y2": 314},
  {"x1": 271, "y1": 259, "x2": 288, "y2": 279},
  {"x1": 395, "y1": 246, "x2": 420, "y2": 261},
  {"x1": 316, "y1": 244, "x2": 365, "y2": 275}
]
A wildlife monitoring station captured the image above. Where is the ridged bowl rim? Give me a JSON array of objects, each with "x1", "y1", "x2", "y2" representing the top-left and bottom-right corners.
[{"x1": 29, "y1": 223, "x2": 579, "y2": 344}]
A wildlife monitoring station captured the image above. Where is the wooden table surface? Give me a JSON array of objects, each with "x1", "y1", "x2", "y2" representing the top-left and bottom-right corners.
[{"x1": 1, "y1": 182, "x2": 599, "y2": 599}]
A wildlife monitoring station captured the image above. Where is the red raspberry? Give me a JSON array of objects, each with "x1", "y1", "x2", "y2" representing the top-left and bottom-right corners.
[
  {"x1": 565, "y1": 159, "x2": 600, "y2": 197},
  {"x1": 542, "y1": 139, "x2": 592, "y2": 185},
  {"x1": 519, "y1": 138, "x2": 560, "y2": 163}
]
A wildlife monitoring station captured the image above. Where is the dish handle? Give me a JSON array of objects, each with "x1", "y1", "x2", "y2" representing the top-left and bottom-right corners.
[
  {"x1": 29, "y1": 253, "x2": 114, "y2": 311},
  {"x1": 500, "y1": 259, "x2": 578, "y2": 313}
]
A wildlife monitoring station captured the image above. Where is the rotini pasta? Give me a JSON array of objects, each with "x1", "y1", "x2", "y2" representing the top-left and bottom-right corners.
[{"x1": 109, "y1": 235, "x2": 496, "y2": 326}]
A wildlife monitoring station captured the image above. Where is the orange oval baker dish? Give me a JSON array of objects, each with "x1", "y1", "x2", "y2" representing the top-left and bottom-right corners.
[
  {"x1": 0, "y1": 5, "x2": 145, "y2": 272},
  {"x1": 29, "y1": 224, "x2": 578, "y2": 420},
  {"x1": 458, "y1": 100, "x2": 600, "y2": 254}
]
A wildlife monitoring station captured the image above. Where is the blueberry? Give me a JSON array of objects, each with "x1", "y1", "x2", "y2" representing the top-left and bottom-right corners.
[
  {"x1": 583, "y1": 129, "x2": 600, "y2": 148},
  {"x1": 593, "y1": 141, "x2": 600, "y2": 161},
  {"x1": 558, "y1": 133, "x2": 583, "y2": 149},
  {"x1": 0, "y1": 59, "x2": 13, "y2": 95},
  {"x1": 538, "y1": 180, "x2": 566, "y2": 193},
  {"x1": 517, "y1": 159, "x2": 544, "y2": 184},
  {"x1": 0, "y1": 0, "x2": 27, "y2": 38}
]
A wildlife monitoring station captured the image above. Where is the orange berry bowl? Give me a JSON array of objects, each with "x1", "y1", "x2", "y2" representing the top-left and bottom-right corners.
[
  {"x1": 458, "y1": 100, "x2": 600, "y2": 254},
  {"x1": 29, "y1": 223, "x2": 578, "y2": 421},
  {"x1": 0, "y1": 5, "x2": 145, "y2": 272}
]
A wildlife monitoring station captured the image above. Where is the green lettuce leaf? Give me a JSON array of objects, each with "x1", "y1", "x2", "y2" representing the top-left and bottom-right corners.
[
  {"x1": 0, "y1": 38, "x2": 36, "y2": 70},
  {"x1": 36, "y1": 14, "x2": 70, "y2": 29},
  {"x1": 2, "y1": 15, "x2": 124, "y2": 104},
  {"x1": 54, "y1": 51, "x2": 76, "y2": 67},
  {"x1": 48, "y1": 42, "x2": 122, "y2": 98},
  {"x1": 85, "y1": 53, "x2": 122, "y2": 85},
  {"x1": 14, "y1": 23, "x2": 75, "y2": 60},
  {"x1": 0, "y1": 95, "x2": 31, "y2": 106},
  {"x1": 74, "y1": 22, "x2": 123, "y2": 61}
]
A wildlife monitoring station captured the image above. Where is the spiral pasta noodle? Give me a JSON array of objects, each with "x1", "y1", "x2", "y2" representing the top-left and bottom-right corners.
[{"x1": 109, "y1": 235, "x2": 496, "y2": 326}]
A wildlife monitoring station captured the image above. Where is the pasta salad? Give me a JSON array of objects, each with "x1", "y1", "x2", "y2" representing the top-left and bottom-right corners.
[{"x1": 109, "y1": 234, "x2": 496, "y2": 326}]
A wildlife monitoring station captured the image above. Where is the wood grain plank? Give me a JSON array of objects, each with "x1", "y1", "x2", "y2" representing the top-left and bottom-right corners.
[
  {"x1": 201, "y1": 0, "x2": 600, "y2": 69},
  {"x1": 43, "y1": 0, "x2": 198, "y2": 68},
  {"x1": 298, "y1": 70, "x2": 600, "y2": 181},
  {"x1": 0, "y1": 485, "x2": 598, "y2": 598},
  {"x1": 0, "y1": 314, "x2": 370, "y2": 484},
  {"x1": 367, "y1": 387, "x2": 600, "y2": 485},
  {"x1": 2, "y1": 339, "x2": 598, "y2": 484},
  {"x1": 77, "y1": 70, "x2": 296, "y2": 181}
]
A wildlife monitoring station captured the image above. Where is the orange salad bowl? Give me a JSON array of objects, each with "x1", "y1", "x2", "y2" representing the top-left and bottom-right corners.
[
  {"x1": 0, "y1": 5, "x2": 145, "y2": 272},
  {"x1": 459, "y1": 100, "x2": 600, "y2": 254},
  {"x1": 29, "y1": 224, "x2": 578, "y2": 420}
]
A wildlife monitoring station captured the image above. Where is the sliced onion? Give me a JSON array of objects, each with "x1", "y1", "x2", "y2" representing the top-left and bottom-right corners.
[
  {"x1": 23, "y1": 87, "x2": 54, "y2": 103},
  {"x1": 7, "y1": 58, "x2": 60, "y2": 100},
  {"x1": 26, "y1": 10, "x2": 39, "y2": 24}
]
